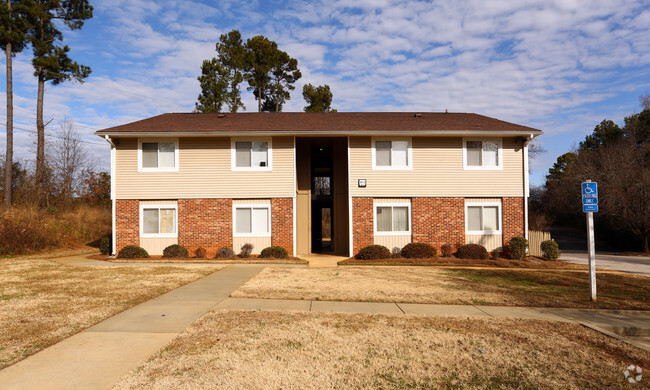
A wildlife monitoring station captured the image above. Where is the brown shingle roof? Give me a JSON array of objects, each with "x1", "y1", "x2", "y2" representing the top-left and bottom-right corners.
[{"x1": 95, "y1": 112, "x2": 542, "y2": 134}]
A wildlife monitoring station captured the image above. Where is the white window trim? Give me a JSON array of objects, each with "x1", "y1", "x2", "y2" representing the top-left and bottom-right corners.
[
  {"x1": 231, "y1": 137, "x2": 273, "y2": 171},
  {"x1": 374, "y1": 202, "x2": 412, "y2": 236},
  {"x1": 233, "y1": 203, "x2": 272, "y2": 237},
  {"x1": 462, "y1": 138, "x2": 503, "y2": 171},
  {"x1": 139, "y1": 204, "x2": 178, "y2": 238},
  {"x1": 137, "y1": 138, "x2": 180, "y2": 172},
  {"x1": 371, "y1": 137, "x2": 413, "y2": 171},
  {"x1": 465, "y1": 202, "x2": 502, "y2": 235}
]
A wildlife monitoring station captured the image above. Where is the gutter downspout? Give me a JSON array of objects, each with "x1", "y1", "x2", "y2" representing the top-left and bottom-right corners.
[
  {"x1": 104, "y1": 135, "x2": 117, "y2": 256},
  {"x1": 523, "y1": 134, "x2": 534, "y2": 243}
]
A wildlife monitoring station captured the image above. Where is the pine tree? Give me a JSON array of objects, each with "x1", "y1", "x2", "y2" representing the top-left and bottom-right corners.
[
  {"x1": 28, "y1": 0, "x2": 93, "y2": 202},
  {"x1": 303, "y1": 84, "x2": 336, "y2": 112}
]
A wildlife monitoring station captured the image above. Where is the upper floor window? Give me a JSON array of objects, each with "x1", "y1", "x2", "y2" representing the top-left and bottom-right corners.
[
  {"x1": 138, "y1": 139, "x2": 179, "y2": 172},
  {"x1": 372, "y1": 138, "x2": 412, "y2": 170},
  {"x1": 140, "y1": 205, "x2": 177, "y2": 237},
  {"x1": 231, "y1": 138, "x2": 272, "y2": 171},
  {"x1": 463, "y1": 139, "x2": 502, "y2": 170}
]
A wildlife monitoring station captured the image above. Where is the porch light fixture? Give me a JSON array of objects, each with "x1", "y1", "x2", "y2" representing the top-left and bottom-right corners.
[{"x1": 358, "y1": 179, "x2": 367, "y2": 188}]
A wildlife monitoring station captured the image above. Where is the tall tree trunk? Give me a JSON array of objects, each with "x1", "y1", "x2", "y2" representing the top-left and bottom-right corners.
[
  {"x1": 643, "y1": 232, "x2": 649, "y2": 253},
  {"x1": 35, "y1": 71, "x2": 45, "y2": 203},
  {"x1": 275, "y1": 79, "x2": 280, "y2": 112},
  {"x1": 3, "y1": 0, "x2": 13, "y2": 209},
  {"x1": 257, "y1": 85, "x2": 261, "y2": 112}
]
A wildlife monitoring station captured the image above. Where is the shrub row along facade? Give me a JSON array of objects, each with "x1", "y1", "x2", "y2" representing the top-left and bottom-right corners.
[{"x1": 96, "y1": 112, "x2": 542, "y2": 257}]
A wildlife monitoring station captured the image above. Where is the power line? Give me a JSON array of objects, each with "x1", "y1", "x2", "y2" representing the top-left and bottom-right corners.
[{"x1": 0, "y1": 123, "x2": 107, "y2": 146}]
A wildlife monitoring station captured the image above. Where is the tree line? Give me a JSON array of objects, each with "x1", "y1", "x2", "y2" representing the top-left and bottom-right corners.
[
  {"x1": 196, "y1": 30, "x2": 336, "y2": 113},
  {"x1": 531, "y1": 95, "x2": 650, "y2": 252},
  {"x1": 1, "y1": 0, "x2": 93, "y2": 208}
]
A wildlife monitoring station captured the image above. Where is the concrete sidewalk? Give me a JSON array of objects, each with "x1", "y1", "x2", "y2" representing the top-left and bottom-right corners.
[
  {"x1": 0, "y1": 265, "x2": 265, "y2": 390},
  {"x1": 214, "y1": 297, "x2": 650, "y2": 351}
]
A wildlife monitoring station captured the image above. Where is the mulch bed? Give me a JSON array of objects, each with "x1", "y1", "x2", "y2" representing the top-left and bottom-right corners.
[
  {"x1": 88, "y1": 254, "x2": 308, "y2": 264},
  {"x1": 338, "y1": 256, "x2": 585, "y2": 269}
]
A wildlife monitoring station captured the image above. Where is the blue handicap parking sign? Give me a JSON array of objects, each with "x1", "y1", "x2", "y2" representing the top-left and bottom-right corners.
[{"x1": 582, "y1": 182, "x2": 598, "y2": 204}]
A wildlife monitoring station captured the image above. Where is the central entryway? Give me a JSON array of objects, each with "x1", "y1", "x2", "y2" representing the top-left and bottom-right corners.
[{"x1": 295, "y1": 137, "x2": 349, "y2": 256}]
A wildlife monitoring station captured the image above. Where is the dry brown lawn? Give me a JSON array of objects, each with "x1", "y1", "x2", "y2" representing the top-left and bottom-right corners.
[
  {"x1": 0, "y1": 258, "x2": 222, "y2": 369},
  {"x1": 114, "y1": 310, "x2": 650, "y2": 389},
  {"x1": 231, "y1": 267, "x2": 650, "y2": 310}
]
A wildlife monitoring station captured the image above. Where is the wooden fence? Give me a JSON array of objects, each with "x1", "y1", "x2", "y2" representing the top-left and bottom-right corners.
[{"x1": 528, "y1": 230, "x2": 552, "y2": 256}]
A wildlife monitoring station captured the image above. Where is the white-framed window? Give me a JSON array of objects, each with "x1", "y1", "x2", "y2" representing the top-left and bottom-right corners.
[
  {"x1": 371, "y1": 137, "x2": 412, "y2": 170},
  {"x1": 463, "y1": 139, "x2": 503, "y2": 170},
  {"x1": 465, "y1": 202, "x2": 502, "y2": 235},
  {"x1": 140, "y1": 205, "x2": 178, "y2": 237},
  {"x1": 233, "y1": 204, "x2": 271, "y2": 237},
  {"x1": 374, "y1": 202, "x2": 411, "y2": 235},
  {"x1": 137, "y1": 139, "x2": 179, "y2": 172},
  {"x1": 231, "y1": 138, "x2": 272, "y2": 171}
]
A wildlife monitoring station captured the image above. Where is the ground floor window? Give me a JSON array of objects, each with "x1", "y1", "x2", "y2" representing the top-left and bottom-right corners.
[
  {"x1": 234, "y1": 204, "x2": 271, "y2": 236},
  {"x1": 140, "y1": 205, "x2": 177, "y2": 237},
  {"x1": 374, "y1": 202, "x2": 411, "y2": 235},
  {"x1": 465, "y1": 202, "x2": 501, "y2": 234}
]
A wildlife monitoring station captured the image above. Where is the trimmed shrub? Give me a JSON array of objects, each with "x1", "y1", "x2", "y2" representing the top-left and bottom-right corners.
[
  {"x1": 508, "y1": 236, "x2": 528, "y2": 260},
  {"x1": 391, "y1": 247, "x2": 401, "y2": 259},
  {"x1": 355, "y1": 245, "x2": 391, "y2": 260},
  {"x1": 455, "y1": 244, "x2": 488, "y2": 260},
  {"x1": 194, "y1": 247, "x2": 207, "y2": 259},
  {"x1": 117, "y1": 245, "x2": 149, "y2": 259},
  {"x1": 260, "y1": 246, "x2": 289, "y2": 259},
  {"x1": 100, "y1": 237, "x2": 111, "y2": 255},
  {"x1": 162, "y1": 244, "x2": 189, "y2": 258},
  {"x1": 440, "y1": 244, "x2": 453, "y2": 257},
  {"x1": 541, "y1": 240, "x2": 560, "y2": 261},
  {"x1": 400, "y1": 242, "x2": 437, "y2": 258},
  {"x1": 239, "y1": 243, "x2": 254, "y2": 258},
  {"x1": 216, "y1": 247, "x2": 235, "y2": 259}
]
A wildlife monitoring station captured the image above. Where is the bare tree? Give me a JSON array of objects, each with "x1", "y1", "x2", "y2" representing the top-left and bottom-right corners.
[{"x1": 50, "y1": 119, "x2": 88, "y2": 205}]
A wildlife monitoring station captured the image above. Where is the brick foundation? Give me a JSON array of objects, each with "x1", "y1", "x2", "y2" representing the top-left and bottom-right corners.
[
  {"x1": 412, "y1": 197, "x2": 466, "y2": 251},
  {"x1": 271, "y1": 198, "x2": 294, "y2": 256},
  {"x1": 178, "y1": 198, "x2": 233, "y2": 254},
  {"x1": 115, "y1": 199, "x2": 139, "y2": 254},
  {"x1": 502, "y1": 197, "x2": 525, "y2": 247},
  {"x1": 352, "y1": 197, "x2": 374, "y2": 254}
]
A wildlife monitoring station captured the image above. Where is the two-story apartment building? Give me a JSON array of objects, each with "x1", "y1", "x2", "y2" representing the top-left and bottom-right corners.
[{"x1": 96, "y1": 112, "x2": 542, "y2": 257}]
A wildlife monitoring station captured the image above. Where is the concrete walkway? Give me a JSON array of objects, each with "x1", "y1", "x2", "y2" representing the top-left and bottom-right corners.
[
  {"x1": 214, "y1": 297, "x2": 650, "y2": 351},
  {"x1": 303, "y1": 253, "x2": 347, "y2": 267},
  {"x1": 0, "y1": 265, "x2": 265, "y2": 390}
]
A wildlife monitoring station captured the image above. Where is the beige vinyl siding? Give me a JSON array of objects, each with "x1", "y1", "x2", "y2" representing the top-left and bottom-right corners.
[
  {"x1": 115, "y1": 137, "x2": 294, "y2": 199},
  {"x1": 140, "y1": 237, "x2": 178, "y2": 256},
  {"x1": 139, "y1": 200, "x2": 178, "y2": 255},
  {"x1": 375, "y1": 235, "x2": 411, "y2": 251},
  {"x1": 232, "y1": 237, "x2": 271, "y2": 255},
  {"x1": 349, "y1": 137, "x2": 524, "y2": 197},
  {"x1": 465, "y1": 198, "x2": 503, "y2": 252}
]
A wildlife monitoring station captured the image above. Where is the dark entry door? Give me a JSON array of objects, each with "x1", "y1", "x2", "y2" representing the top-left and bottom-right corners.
[{"x1": 311, "y1": 142, "x2": 333, "y2": 252}]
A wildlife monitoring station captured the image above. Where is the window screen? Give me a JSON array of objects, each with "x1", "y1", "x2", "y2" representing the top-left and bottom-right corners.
[
  {"x1": 236, "y1": 142, "x2": 252, "y2": 167},
  {"x1": 392, "y1": 141, "x2": 408, "y2": 167},
  {"x1": 376, "y1": 207, "x2": 392, "y2": 232},
  {"x1": 235, "y1": 208, "x2": 252, "y2": 233},
  {"x1": 158, "y1": 143, "x2": 175, "y2": 168},
  {"x1": 143, "y1": 209, "x2": 159, "y2": 234},
  {"x1": 375, "y1": 141, "x2": 391, "y2": 166},
  {"x1": 467, "y1": 205, "x2": 500, "y2": 232},
  {"x1": 142, "y1": 143, "x2": 158, "y2": 168}
]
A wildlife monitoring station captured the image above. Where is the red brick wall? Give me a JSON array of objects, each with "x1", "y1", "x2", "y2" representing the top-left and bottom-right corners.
[
  {"x1": 178, "y1": 198, "x2": 232, "y2": 254},
  {"x1": 412, "y1": 197, "x2": 465, "y2": 250},
  {"x1": 271, "y1": 198, "x2": 293, "y2": 256},
  {"x1": 502, "y1": 197, "x2": 525, "y2": 247},
  {"x1": 352, "y1": 197, "x2": 374, "y2": 254},
  {"x1": 115, "y1": 199, "x2": 139, "y2": 254}
]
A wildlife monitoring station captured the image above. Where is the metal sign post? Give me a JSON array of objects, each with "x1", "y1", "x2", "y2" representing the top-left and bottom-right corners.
[{"x1": 582, "y1": 181, "x2": 598, "y2": 301}]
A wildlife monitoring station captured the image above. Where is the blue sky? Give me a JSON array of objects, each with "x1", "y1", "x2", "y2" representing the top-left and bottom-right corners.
[{"x1": 1, "y1": 0, "x2": 650, "y2": 186}]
